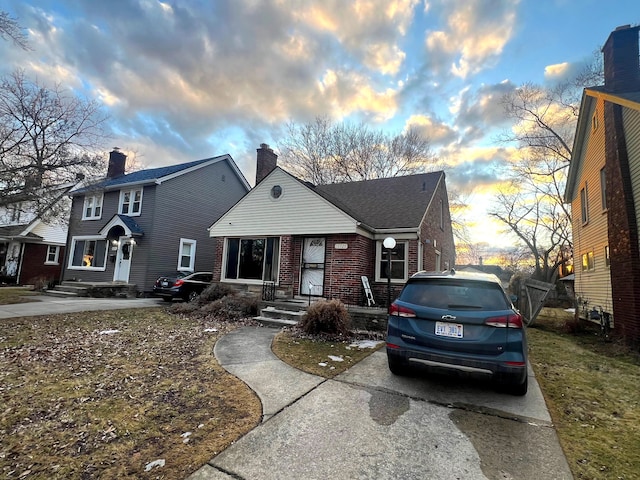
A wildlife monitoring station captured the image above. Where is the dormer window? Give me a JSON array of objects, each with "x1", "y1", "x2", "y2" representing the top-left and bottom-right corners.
[
  {"x1": 119, "y1": 188, "x2": 143, "y2": 216},
  {"x1": 82, "y1": 194, "x2": 103, "y2": 220}
]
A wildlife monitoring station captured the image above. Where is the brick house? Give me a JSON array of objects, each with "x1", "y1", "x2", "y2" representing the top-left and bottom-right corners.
[
  {"x1": 564, "y1": 25, "x2": 640, "y2": 347},
  {"x1": 208, "y1": 144, "x2": 456, "y2": 306},
  {"x1": 0, "y1": 185, "x2": 71, "y2": 287}
]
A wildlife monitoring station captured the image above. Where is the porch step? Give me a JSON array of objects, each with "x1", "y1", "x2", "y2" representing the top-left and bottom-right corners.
[
  {"x1": 254, "y1": 306, "x2": 306, "y2": 328},
  {"x1": 44, "y1": 289, "x2": 84, "y2": 298},
  {"x1": 46, "y1": 281, "x2": 137, "y2": 299},
  {"x1": 48, "y1": 283, "x2": 90, "y2": 297}
]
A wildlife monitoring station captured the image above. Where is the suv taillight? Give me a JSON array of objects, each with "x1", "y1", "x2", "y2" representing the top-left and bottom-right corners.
[
  {"x1": 389, "y1": 302, "x2": 416, "y2": 317},
  {"x1": 485, "y1": 313, "x2": 523, "y2": 328}
]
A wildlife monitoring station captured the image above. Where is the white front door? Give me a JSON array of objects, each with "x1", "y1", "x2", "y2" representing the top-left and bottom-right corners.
[
  {"x1": 300, "y1": 237, "x2": 325, "y2": 296},
  {"x1": 113, "y1": 236, "x2": 133, "y2": 282}
]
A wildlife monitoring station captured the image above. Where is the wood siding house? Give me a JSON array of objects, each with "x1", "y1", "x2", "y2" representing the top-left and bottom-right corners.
[
  {"x1": 0, "y1": 191, "x2": 70, "y2": 287},
  {"x1": 209, "y1": 144, "x2": 456, "y2": 306},
  {"x1": 565, "y1": 25, "x2": 640, "y2": 347},
  {"x1": 61, "y1": 149, "x2": 250, "y2": 295}
]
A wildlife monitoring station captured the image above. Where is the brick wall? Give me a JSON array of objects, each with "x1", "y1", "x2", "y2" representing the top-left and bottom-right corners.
[
  {"x1": 20, "y1": 243, "x2": 64, "y2": 286},
  {"x1": 323, "y1": 234, "x2": 374, "y2": 305},
  {"x1": 420, "y1": 179, "x2": 456, "y2": 271},
  {"x1": 605, "y1": 102, "x2": 640, "y2": 348}
]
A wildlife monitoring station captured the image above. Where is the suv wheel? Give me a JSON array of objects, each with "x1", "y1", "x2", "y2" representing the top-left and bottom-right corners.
[
  {"x1": 506, "y1": 373, "x2": 528, "y2": 396},
  {"x1": 387, "y1": 355, "x2": 408, "y2": 376}
]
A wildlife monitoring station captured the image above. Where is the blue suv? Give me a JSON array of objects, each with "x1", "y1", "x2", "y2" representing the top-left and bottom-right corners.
[{"x1": 386, "y1": 270, "x2": 528, "y2": 395}]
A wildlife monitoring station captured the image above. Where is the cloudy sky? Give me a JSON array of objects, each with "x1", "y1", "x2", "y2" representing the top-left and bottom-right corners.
[{"x1": 1, "y1": 0, "x2": 638, "y2": 251}]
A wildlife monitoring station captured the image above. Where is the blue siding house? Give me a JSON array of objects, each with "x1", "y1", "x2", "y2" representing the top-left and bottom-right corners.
[{"x1": 61, "y1": 149, "x2": 250, "y2": 295}]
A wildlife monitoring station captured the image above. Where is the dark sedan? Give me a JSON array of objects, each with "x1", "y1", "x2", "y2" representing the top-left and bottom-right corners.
[{"x1": 152, "y1": 271, "x2": 213, "y2": 302}]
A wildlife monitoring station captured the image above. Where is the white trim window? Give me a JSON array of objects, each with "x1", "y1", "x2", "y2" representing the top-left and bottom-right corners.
[
  {"x1": 119, "y1": 188, "x2": 143, "y2": 216},
  {"x1": 224, "y1": 237, "x2": 280, "y2": 282},
  {"x1": 580, "y1": 184, "x2": 589, "y2": 225},
  {"x1": 375, "y1": 240, "x2": 408, "y2": 283},
  {"x1": 178, "y1": 238, "x2": 196, "y2": 272},
  {"x1": 68, "y1": 237, "x2": 108, "y2": 270},
  {"x1": 82, "y1": 194, "x2": 103, "y2": 220},
  {"x1": 45, "y1": 245, "x2": 60, "y2": 265}
]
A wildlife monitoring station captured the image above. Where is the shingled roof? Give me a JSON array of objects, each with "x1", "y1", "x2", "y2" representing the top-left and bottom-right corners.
[
  {"x1": 73, "y1": 155, "x2": 241, "y2": 194},
  {"x1": 313, "y1": 171, "x2": 444, "y2": 229}
]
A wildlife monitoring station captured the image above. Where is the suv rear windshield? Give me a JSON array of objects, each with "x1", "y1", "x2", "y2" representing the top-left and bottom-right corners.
[{"x1": 399, "y1": 279, "x2": 510, "y2": 311}]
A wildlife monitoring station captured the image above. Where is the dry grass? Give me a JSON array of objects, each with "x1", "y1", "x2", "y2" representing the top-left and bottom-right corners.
[
  {"x1": 0, "y1": 287, "x2": 38, "y2": 305},
  {"x1": 528, "y1": 307, "x2": 640, "y2": 480},
  {"x1": 0, "y1": 308, "x2": 261, "y2": 479},
  {"x1": 272, "y1": 330, "x2": 384, "y2": 378}
]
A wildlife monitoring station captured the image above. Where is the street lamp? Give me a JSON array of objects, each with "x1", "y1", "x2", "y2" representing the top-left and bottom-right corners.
[{"x1": 383, "y1": 236, "x2": 396, "y2": 310}]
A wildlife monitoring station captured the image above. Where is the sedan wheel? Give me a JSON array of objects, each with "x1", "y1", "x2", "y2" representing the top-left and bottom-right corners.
[{"x1": 187, "y1": 290, "x2": 199, "y2": 302}]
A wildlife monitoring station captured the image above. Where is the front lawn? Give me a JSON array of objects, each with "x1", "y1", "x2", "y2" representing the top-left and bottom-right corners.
[
  {"x1": 0, "y1": 287, "x2": 38, "y2": 305},
  {"x1": 528, "y1": 308, "x2": 640, "y2": 480},
  {"x1": 0, "y1": 308, "x2": 261, "y2": 479}
]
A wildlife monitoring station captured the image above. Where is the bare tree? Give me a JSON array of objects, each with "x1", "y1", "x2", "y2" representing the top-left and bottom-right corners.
[
  {"x1": 0, "y1": 11, "x2": 29, "y2": 50},
  {"x1": 278, "y1": 116, "x2": 438, "y2": 184},
  {"x1": 0, "y1": 70, "x2": 108, "y2": 220},
  {"x1": 492, "y1": 56, "x2": 602, "y2": 282}
]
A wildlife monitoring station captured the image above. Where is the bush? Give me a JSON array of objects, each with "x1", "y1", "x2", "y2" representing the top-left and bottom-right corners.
[
  {"x1": 298, "y1": 299, "x2": 351, "y2": 337},
  {"x1": 197, "y1": 282, "x2": 237, "y2": 304},
  {"x1": 199, "y1": 294, "x2": 259, "y2": 320},
  {"x1": 167, "y1": 301, "x2": 200, "y2": 315}
]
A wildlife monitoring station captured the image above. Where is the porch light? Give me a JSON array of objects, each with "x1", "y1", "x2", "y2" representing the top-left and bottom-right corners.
[{"x1": 383, "y1": 236, "x2": 396, "y2": 309}]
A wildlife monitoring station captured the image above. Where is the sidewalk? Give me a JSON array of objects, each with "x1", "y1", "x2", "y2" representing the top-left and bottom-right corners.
[
  {"x1": 189, "y1": 326, "x2": 574, "y2": 480},
  {"x1": 0, "y1": 295, "x2": 163, "y2": 319}
]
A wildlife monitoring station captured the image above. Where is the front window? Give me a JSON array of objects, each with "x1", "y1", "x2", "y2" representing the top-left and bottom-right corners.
[
  {"x1": 224, "y1": 237, "x2": 280, "y2": 282},
  {"x1": 120, "y1": 188, "x2": 143, "y2": 216},
  {"x1": 178, "y1": 238, "x2": 196, "y2": 272},
  {"x1": 45, "y1": 245, "x2": 60, "y2": 264},
  {"x1": 69, "y1": 238, "x2": 107, "y2": 270},
  {"x1": 376, "y1": 241, "x2": 408, "y2": 282},
  {"x1": 82, "y1": 194, "x2": 103, "y2": 220}
]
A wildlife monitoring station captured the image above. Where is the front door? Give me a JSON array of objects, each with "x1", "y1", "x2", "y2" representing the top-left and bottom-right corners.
[
  {"x1": 113, "y1": 236, "x2": 133, "y2": 282},
  {"x1": 300, "y1": 237, "x2": 325, "y2": 296}
]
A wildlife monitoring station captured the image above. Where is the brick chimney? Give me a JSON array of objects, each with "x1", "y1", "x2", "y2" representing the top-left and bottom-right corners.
[
  {"x1": 602, "y1": 25, "x2": 640, "y2": 93},
  {"x1": 256, "y1": 143, "x2": 277, "y2": 185},
  {"x1": 107, "y1": 148, "x2": 126, "y2": 178}
]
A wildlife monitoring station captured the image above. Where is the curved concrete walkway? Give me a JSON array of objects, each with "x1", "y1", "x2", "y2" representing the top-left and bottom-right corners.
[{"x1": 189, "y1": 326, "x2": 573, "y2": 480}]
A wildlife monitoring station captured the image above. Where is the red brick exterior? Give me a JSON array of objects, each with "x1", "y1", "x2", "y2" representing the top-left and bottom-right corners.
[
  {"x1": 420, "y1": 179, "x2": 456, "y2": 272},
  {"x1": 19, "y1": 243, "x2": 65, "y2": 286},
  {"x1": 210, "y1": 176, "x2": 456, "y2": 307},
  {"x1": 604, "y1": 102, "x2": 640, "y2": 348}
]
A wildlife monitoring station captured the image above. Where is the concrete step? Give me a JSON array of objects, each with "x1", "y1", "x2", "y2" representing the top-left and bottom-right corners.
[
  {"x1": 253, "y1": 316, "x2": 299, "y2": 328},
  {"x1": 44, "y1": 289, "x2": 81, "y2": 298},
  {"x1": 259, "y1": 307, "x2": 306, "y2": 322},
  {"x1": 253, "y1": 306, "x2": 307, "y2": 328},
  {"x1": 52, "y1": 284, "x2": 90, "y2": 295}
]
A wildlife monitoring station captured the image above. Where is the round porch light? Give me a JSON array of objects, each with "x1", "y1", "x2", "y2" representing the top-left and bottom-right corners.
[{"x1": 383, "y1": 237, "x2": 396, "y2": 249}]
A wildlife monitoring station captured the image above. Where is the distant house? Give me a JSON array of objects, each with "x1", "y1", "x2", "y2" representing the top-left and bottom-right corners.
[
  {"x1": 0, "y1": 186, "x2": 71, "y2": 286},
  {"x1": 208, "y1": 144, "x2": 456, "y2": 306},
  {"x1": 564, "y1": 25, "x2": 640, "y2": 346},
  {"x1": 455, "y1": 264, "x2": 512, "y2": 288},
  {"x1": 61, "y1": 149, "x2": 250, "y2": 295}
]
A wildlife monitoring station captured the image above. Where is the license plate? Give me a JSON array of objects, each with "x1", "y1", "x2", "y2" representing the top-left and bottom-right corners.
[
  {"x1": 161, "y1": 281, "x2": 169, "y2": 287},
  {"x1": 435, "y1": 321, "x2": 463, "y2": 338}
]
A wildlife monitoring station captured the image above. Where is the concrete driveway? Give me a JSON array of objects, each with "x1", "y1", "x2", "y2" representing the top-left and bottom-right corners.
[{"x1": 191, "y1": 327, "x2": 573, "y2": 480}]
